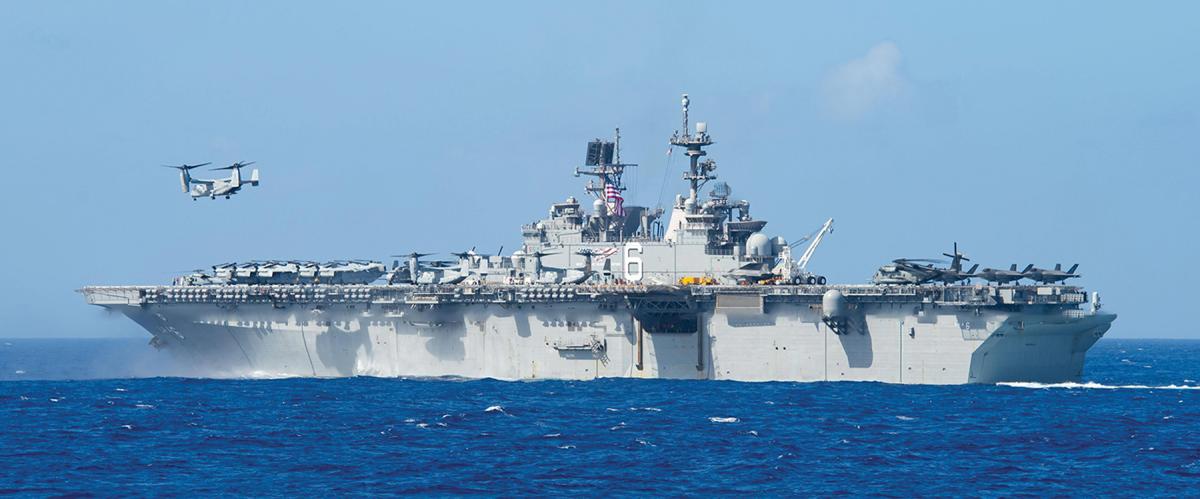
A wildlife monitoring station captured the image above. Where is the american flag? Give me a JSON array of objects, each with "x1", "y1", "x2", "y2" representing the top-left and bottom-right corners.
[
  {"x1": 605, "y1": 183, "x2": 624, "y2": 217},
  {"x1": 594, "y1": 247, "x2": 620, "y2": 260}
]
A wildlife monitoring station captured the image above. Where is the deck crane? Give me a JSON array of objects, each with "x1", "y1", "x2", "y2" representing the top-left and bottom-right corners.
[
  {"x1": 797, "y1": 218, "x2": 834, "y2": 271},
  {"x1": 771, "y1": 218, "x2": 835, "y2": 285}
]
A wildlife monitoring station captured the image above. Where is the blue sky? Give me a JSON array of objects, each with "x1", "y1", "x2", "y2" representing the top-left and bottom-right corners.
[{"x1": 1, "y1": 2, "x2": 1196, "y2": 338}]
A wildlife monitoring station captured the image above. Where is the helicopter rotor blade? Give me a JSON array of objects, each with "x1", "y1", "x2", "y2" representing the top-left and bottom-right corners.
[
  {"x1": 894, "y1": 258, "x2": 947, "y2": 264},
  {"x1": 390, "y1": 252, "x2": 434, "y2": 259}
]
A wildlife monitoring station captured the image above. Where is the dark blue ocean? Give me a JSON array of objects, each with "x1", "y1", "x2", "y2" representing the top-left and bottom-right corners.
[{"x1": 1, "y1": 338, "x2": 1198, "y2": 496}]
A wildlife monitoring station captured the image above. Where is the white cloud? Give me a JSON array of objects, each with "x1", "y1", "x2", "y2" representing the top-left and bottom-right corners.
[{"x1": 822, "y1": 42, "x2": 905, "y2": 121}]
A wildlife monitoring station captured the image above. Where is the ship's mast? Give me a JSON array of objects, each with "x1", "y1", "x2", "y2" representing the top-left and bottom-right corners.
[
  {"x1": 669, "y1": 93, "x2": 716, "y2": 213},
  {"x1": 574, "y1": 128, "x2": 638, "y2": 240},
  {"x1": 575, "y1": 128, "x2": 635, "y2": 202}
]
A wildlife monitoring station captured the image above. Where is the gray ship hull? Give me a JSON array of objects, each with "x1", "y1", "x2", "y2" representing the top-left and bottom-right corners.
[{"x1": 85, "y1": 284, "x2": 1115, "y2": 384}]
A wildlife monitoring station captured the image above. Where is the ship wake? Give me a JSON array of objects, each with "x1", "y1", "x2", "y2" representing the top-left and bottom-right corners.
[{"x1": 999, "y1": 381, "x2": 1200, "y2": 390}]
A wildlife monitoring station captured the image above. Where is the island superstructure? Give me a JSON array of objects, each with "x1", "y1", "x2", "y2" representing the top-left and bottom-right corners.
[{"x1": 80, "y1": 95, "x2": 1116, "y2": 384}]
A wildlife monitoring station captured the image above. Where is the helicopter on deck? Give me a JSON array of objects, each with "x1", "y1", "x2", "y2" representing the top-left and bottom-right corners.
[{"x1": 873, "y1": 243, "x2": 978, "y2": 285}]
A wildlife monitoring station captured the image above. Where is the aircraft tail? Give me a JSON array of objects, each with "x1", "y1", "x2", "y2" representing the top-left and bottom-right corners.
[
  {"x1": 967, "y1": 264, "x2": 979, "y2": 274},
  {"x1": 1008, "y1": 264, "x2": 1017, "y2": 272},
  {"x1": 1067, "y1": 263, "x2": 1079, "y2": 274},
  {"x1": 1021, "y1": 264, "x2": 1034, "y2": 273},
  {"x1": 1054, "y1": 263, "x2": 1062, "y2": 271},
  {"x1": 942, "y1": 242, "x2": 968, "y2": 271},
  {"x1": 249, "y1": 168, "x2": 260, "y2": 186}
]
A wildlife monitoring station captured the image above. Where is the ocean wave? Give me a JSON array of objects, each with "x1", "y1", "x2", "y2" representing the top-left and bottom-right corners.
[
  {"x1": 999, "y1": 382, "x2": 1200, "y2": 390},
  {"x1": 2, "y1": 339, "x2": 1199, "y2": 496}
]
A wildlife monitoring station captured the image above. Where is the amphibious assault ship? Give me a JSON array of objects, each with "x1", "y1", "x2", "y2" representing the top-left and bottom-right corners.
[{"x1": 81, "y1": 96, "x2": 1116, "y2": 384}]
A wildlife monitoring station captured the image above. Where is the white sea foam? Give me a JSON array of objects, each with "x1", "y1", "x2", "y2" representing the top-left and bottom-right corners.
[
  {"x1": 543, "y1": 433, "x2": 561, "y2": 438},
  {"x1": 629, "y1": 407, "x2": 661, "y2": 412},
  {"x1": 999, "y1": 382, "x2": 1200, "y2": 390},
  {"x1": 896, "y1": 415, "x2": 916, "y2": 421},
  {"x1": 120, "y1": 424, "x2": 133, "y2": 430},
  {"x1": 709, "y1": 417, "x2": 739, "y2": 424},
  {"x1": 243, "y1": 371, "x2": 303, "y2": 380},
  {"x1": 114, "y1": 388, "x2": 127, "y2": 392},
  {"x1": 558, "y1": 444, "x2": 576, "y2": 449},
  {"x1": 134, "y1": 403, "x2": 154, "y2": 409},
  {"x1": 485, "y1": 405, "x2": 506, "y2": 414},
  {"x1": 13, "y1": 370, "x2": 25, "y2": 375}
]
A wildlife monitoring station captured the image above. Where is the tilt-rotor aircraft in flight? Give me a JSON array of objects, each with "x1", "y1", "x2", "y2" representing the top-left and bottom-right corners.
[{"x1": 163, "y1": 161, "x2": 260, "y2": 200}]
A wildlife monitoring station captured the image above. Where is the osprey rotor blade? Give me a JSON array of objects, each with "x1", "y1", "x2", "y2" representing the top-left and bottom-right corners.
[{"x1": 162, "y1": 162, "x2": 211, "y2": 170}]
